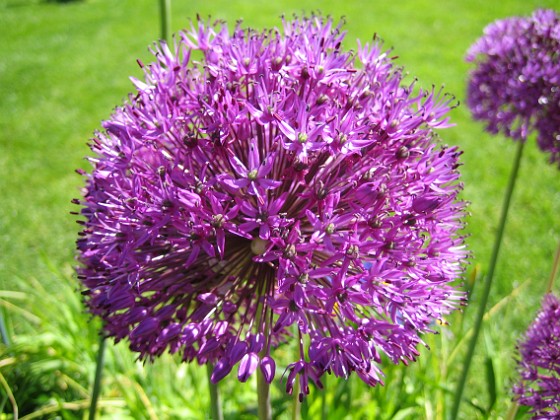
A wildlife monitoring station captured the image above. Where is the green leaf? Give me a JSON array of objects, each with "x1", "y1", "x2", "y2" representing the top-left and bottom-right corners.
[{"x1": 484, "y1": 356, "x2": 497, "y2": 413}]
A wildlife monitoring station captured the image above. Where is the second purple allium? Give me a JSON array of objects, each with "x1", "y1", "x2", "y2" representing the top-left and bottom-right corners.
[
  {"x1": 513, "y1": 293, "x2": 560, "y2": 417},
  {"x1": 466, "y1": 9, "x2": 560, "y2": 167},
  {"x1": 76, "y1": 16, "x2": 467, "y2": 398}
]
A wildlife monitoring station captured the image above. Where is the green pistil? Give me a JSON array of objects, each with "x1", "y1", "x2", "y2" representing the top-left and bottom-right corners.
[
  {"x1": 211, "y1": 214, "x2": 225, "y2": 228},
  {"x1": 251, "y1": 238, "x2": 268, "y2": 255},
  {"x1": 248, "y1": 169, "x2": 258, "y2": 180}
]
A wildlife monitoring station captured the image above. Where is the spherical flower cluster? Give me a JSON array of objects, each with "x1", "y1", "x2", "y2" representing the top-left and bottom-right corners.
[
  {"x1": 76, "y1": 16, "x2": 467, "y2": 398},
  {"x1": 513, "y1": 293, "x2": 560, "y2": 417},
  {"x1": 466, "y1": 9, "x2": 560, "y2": 167}
]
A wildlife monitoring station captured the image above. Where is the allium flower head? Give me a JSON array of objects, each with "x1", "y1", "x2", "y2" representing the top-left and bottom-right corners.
[
  {"x1": 76, "y1": 15, "x2": 467, "y2": 398},
  {"x1": 513, "y1": 293, "x2": 560, "y2": 417},
  {"x1": 466, "y1": 9, "x2": 560, "y2": 167}
]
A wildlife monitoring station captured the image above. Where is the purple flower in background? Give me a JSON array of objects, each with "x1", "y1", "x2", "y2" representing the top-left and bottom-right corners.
[
  {"x1": 76, "y1": 15, "x2": 467, "y2": 398},
  {"x1": 466, "y1": 9, "x2": 560, "y2": 167},
  {"x1": 513, "y1": 293, "x2": 560, "y2": 417}
]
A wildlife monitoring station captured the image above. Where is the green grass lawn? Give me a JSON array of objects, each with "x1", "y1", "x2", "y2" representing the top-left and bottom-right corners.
[{"x1": 1, "y1": 0, "x2": 559, "y2": 418}]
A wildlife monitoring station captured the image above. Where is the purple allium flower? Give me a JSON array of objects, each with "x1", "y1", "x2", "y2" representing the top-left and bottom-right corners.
[
  {"x1": 76, "y1": 15, "x2": 468, "y2": 399},
  {"x1": 466, "y1": 9, "x2": 560, "y2": 167},
  {"x1": 513, "y1": 293, "x2": 560, "y2": 417}
]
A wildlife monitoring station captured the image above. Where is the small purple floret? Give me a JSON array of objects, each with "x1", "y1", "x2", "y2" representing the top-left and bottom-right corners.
[
  {"x1": 466, "y1": 9, "x2": 560, "y2": 167},
  {"x1": 76, "y1": 15, "x2": 467, "y2": 398}
]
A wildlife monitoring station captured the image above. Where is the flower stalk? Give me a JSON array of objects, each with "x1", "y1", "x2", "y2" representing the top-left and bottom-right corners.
[
  {"x1": 257, "y1": 368, "x2": 271, "y2": 420},
  {"x1": 546, "y1": 240, "x2": 560, "y2": 294},
  {"x1": 158, "y1": 0, "x2": 171, "y2": 44},
  {"x1": 89, "y1": 334, "x2": 107, "y2": 420},
  {"x1": 291, "y1": 374, "x2": 301, "y2": 420},
  {"x1": 451, "y1": 139, "x2": 525, "y2": 419},
  {"x1": 206, "y1": 364, "x2": 223, "y2": 420},
  {"x1": 321, "y1": 374, "x2": 327, "y2": 420},
  {"x1": 504, "y1": 400, "x2": 519, "y2": 420}
]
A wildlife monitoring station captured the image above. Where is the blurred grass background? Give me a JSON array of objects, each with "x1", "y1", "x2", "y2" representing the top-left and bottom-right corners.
[{"x1": 0, "y1": 0, "x2": 559, "y2": 418}]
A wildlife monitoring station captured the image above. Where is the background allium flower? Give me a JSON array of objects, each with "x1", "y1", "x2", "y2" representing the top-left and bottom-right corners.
[
  {"x1": 465, "y1": 9, "x2": 560, "y2": 167},
  {"x1": 513, "y1": 293, "x2": 560, "y2": 417},
  {"x1": 76, "y1": 15, "x2": 467, "y2": 398}
]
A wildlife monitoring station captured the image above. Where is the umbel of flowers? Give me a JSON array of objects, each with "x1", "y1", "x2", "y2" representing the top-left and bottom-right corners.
[
  {"x1": 465, "y1": 9, "x2": 560, "y2": 167},
  {"x1": 76, "y1": 15, "x2": 467, "y2": 399},
  {"x1": 514, "y1": 293, "x2": 560, "y2": 417}
]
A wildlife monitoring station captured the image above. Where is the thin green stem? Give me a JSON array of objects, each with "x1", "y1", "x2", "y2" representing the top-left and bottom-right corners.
[
  {"x1": 159, "y1": 0, "x2": 171, "y2": 43},
  {"x1": 546, "y1": 239, "x2": 560, "y2": 294},
  {"x1": 256, "y1": 297, "x2": 272, "y2": 420},
  {"x1": 450, "y1": 140, "x2": 525, "y2": 419},
  {"x1": 291, "y1": 376, "x2": 301, "y2": 420},
  {"x1": 257, "y1": 365, "x2": 272, "y2": 420},
  {"x1": 504, "y1": 400, "x2": 519, "y2": 420},
  {"x1": 206, "y1": 364, "x2": 223, "y2": 420},
  {"x1": 89, "y1": 334, "x2": 107, "y2": 420},
  {"x1": 321, "y1": 374, "x2": 328, "y2": 420},
  {"x1": 0, "y1": 371, "x2": 17, "y2": 419}
]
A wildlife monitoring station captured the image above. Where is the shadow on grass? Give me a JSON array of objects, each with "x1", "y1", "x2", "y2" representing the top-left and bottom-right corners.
[
  {"x1": 2, "y1": 0, "x2": 84, "y2": 8},
  {"x1": 44, "y1": 0, "x2": 85, "y2": 3}
]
